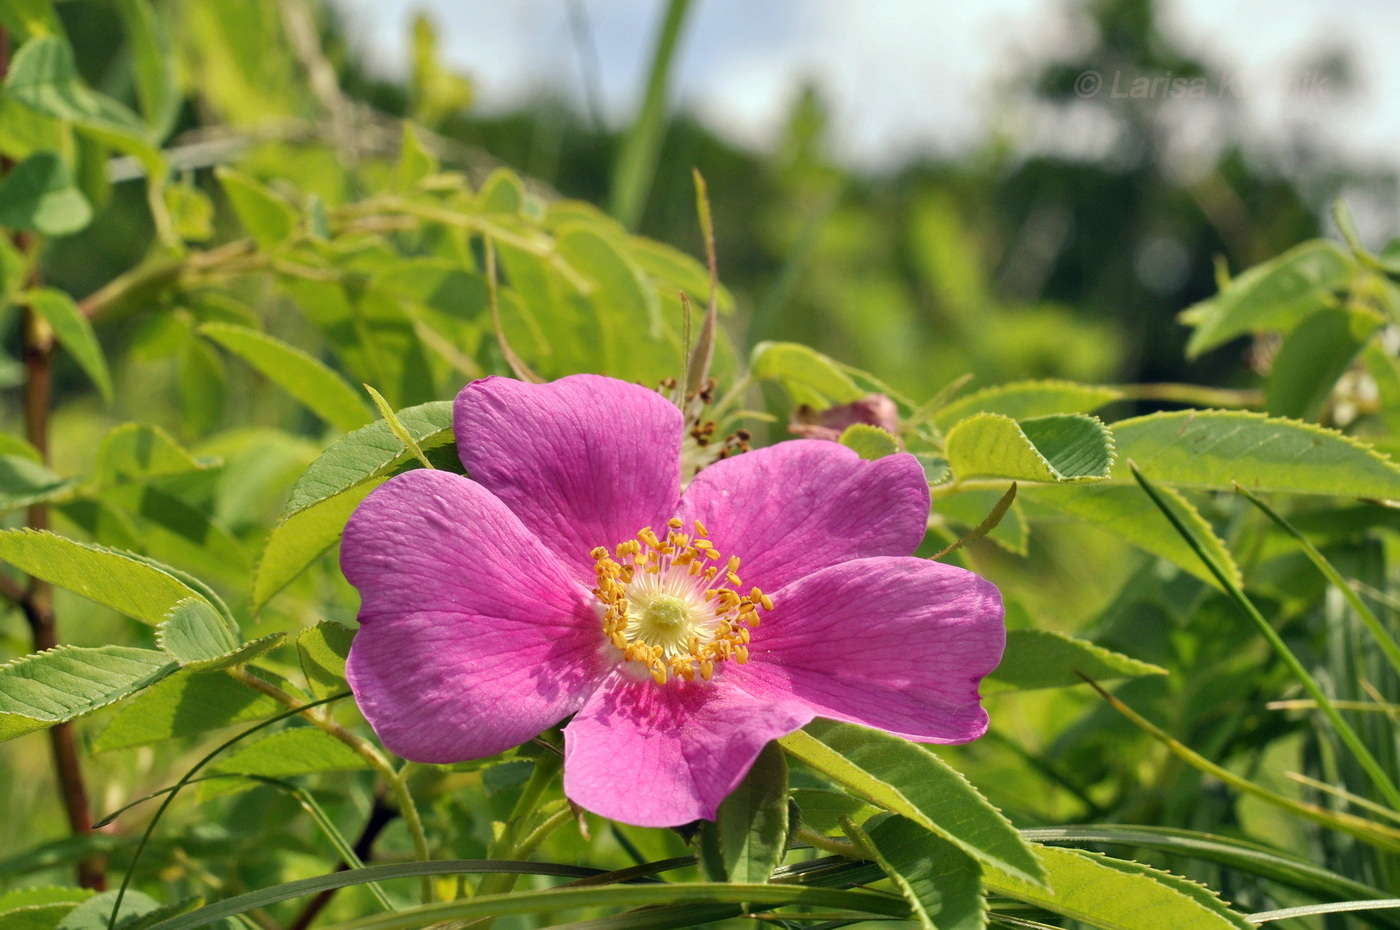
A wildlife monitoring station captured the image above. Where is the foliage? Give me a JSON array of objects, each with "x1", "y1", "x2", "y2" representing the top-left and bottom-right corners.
[{"x1": 1, "y1": 1, "x2": 1400, "y2": 929}]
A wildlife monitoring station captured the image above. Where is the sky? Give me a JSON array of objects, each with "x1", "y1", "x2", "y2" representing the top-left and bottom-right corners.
[{"x1": 335, "y1": 0, "x2": 1400, "y2": 212}]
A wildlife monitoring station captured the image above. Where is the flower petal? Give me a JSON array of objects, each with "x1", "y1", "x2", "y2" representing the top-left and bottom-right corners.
[
  {"x1": 677, "y1": 441, "x2": 930, "y2": 592},
  {"x1": 343, "y1": 469, "x2": 607, "y2": 763},
  {"x1": 728, "y1": 556, "x2": 1004, "y2": 743},
  {"x1": 454, "y1": 375, "x2": 684, "y2": 582},
  {"x1": 562, "y1": 672, "x2": 813, "y2": 827}
]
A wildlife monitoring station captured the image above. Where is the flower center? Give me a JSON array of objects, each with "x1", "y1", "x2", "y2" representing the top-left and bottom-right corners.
[{"x1": 591, "y1": 517, "x2": 773, "y2": 685}]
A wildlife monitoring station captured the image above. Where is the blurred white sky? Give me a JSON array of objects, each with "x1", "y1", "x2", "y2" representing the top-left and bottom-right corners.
[{"x1": 336, "y1": 0, "x2": 1400, "y2": 189}]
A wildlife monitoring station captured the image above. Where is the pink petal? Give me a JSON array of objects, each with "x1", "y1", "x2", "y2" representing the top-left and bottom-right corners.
[
  {"x1": 728, "y1": 556, "x2": 1004, "y2": 744},
  {"x1": 562, "y1": 671, "x2": 813, "y2": 827},
  {"x1": 454, "y1": 375, "x2": 684, "y2": 583},
  {"x1": 677, "y1": 441, "x2": 930, "y2": 593},
  {"x1": 342, "y1": 469, "x2": 608, "y2": 763}
]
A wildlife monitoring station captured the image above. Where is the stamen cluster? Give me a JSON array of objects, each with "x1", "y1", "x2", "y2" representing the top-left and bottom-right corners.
[{"x1": 591, "y1": 517, "x2": 773, "y2": 685}]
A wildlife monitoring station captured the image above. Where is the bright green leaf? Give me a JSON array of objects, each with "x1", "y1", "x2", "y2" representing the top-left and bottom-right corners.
[
  {"x1": 200, "y1": 322, "x2": 374, "y2": 432},
  {"x1": 297, "y1": 621, "x2": 355, "y2": 699},
  {"x1": 254, "y1": 478, "x2": 381, "y2": 612},
  {"x1": 155, "y1": 598, "x2": 239, "y2": 665},
  {"x1": 282, "y1": 400, "x2": 452, "y2": 516},
  {"x1": 0, "y1": 152, "x2": 91, "y2": 236},
  {"x1": 790, "y1": 788, "x2": 879, "y2": 837},
  {"x1": 212, "y1": 727, "x2": 372, "y2": 779},
  {"x1": 699, "y1": 742, "x2": 789, "y2": 884},
  {"x1": 780, "y1": 720, "x2": 1046, "y2": 887},
  {"x1": 934, "y1": 380, "x2": 1123, "y2": 430},
  {"x1": 0, "y1": 529, "x2": 211, "y2": 624},
  {"x1": 94, "y1": 669, "x2": 283, "y2": 751},
  {"x1": 0, "y1": 645, "x2": 174, "y2": 741},
  {"x1": 750, "y1": 341, "x2": 865, "y2": 407},
  {"x1": 1112, "y1": 410, "x2": 1400, "y2": 497},
  {"x1": 93, "y1": 423, "x2": 216, "y2": 486},
  {"x1": 215, "y1": 166, "x2": 297, "y2": 248},
  {"x1": 1182, "y1": 240, "x2": 1356, "y2": 358},
  {"x1": 946, "y1": 413, "x2": 1114, "y2": 483},
  {"x1": 839, "y1": 423, "x2": 899, "y2": 460},
  {"x1": 0, "y1": 454, "x2": 77, "y2": 513},
  {"x1": 1266, "y1": 307, "x2": 1381, "y2": 420},
  {"x1": 854, "y1": 816, "x2": 986, "y2": 930},
  {"x1": 24, "y1": 287, "x2": 111, "y2": 401},
  {"x1": 986, "y1": 629, "x2": 1166, "y2": 693}
]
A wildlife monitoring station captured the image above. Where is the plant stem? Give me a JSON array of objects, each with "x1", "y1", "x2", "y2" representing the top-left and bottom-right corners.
[
  {"x1": 287, "y1": 795, "x2": 399, "y2": 930},
  {"x1": 226, "y1": 669, "x2": 433, "y2": 902}
]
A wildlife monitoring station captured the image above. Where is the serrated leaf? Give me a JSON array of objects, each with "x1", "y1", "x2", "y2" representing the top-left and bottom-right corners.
[
  {"x1": 254, "y1": 478, "x2": 381, "y2": 612},
  {"x1": 699, "y1": 742, "x2": 789, "y2": 884},
  {"x1": 1266, "y1": 307, "x2": 1380, "y2": 420},
  {"x1": 0, "y1": 529, "x2": 211, "y2": 625},
  {"x1": 838, "y1": 424, "x2": 899, "y2": 460},
  {"x1": 0, "y1": 151, "x2": 91, "y2": 236},
  {"x1": 946, "y1": 413, "x2": 1113, "y2": 483},
  {"x1": 1111, "y1": 410, "x2": 1400, "y2": 497},
  {"x1": 212, "y1": 727, "x2": 372, "y2": 778},
  {"x1": 790, "y1": 788, "x2": 879, "y2": 836},
  {"x1": 1183, "y1": 240, "x2": 1356, "y2": 358},
  {"x1": 24, "y1": 287, "x2": 112, "y2": 401},
  {"x1": 283, "y1": 399, "x2": 452, "y2": 516},
  {"x1": 0, "y1": 645, "x2": 174, "y2": 741},
  {"x1": 780, "y1": 720, "x2": 1045, "y2": 887},
  {"x1": 199, "y1": 323, "x2": 374, "y2": 432},
  {"x1": 215, "y1": 166, "x2": 296, "y2": 248},
  {"x1": 155, "y1": 598, "x2": 239, "y2": 664},
  {"x1": 988, "y1": 845, "x2": 1248, "y2": 930},
  {"x1": 94, "y1": 669, "x2": 283, "y2": 751},
  {"x1": 853, "y1": 816, "x2": 985, "y2": 930},
  {"x1": 1024, "y1": 482, "x2": 1242, "y2": 589},
  {"x1": 986, "y1": 629, "x2": 1166, "y2": 693},
  {"x1": 750, "y1": 341, "x2": 864, "y2": 407},
  {"x1": 934, "y1": 380, "x2": 1123, "y2": 430},
  {"x1": 297, "y1": 621, "x2": 355, "y2": 699},
  {"x1": 93, "y1": 423, "x2": 216, "y2": 486}
]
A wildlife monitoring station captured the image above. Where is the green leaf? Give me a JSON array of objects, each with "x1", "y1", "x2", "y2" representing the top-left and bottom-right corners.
[
  {"x1": 933, "y1": 380, "x2": 1123, "y2": 430},
  {"x1": 177, "y1": 327, "x2": 224, "y2": 437},
  {"x1": 1183, "y1": 240, "x2": 1356, "y2": 358},
  {"x1": 93, "y1": 423, "x2": 216, "y2": 485},
  {"x1": 155, "y1": 598, "x2": 238, "y2": 664},
  {"x1": 986, "y1": 629, "x2": 1166, "y2": 693},
  {"x1": 780, "y1": 719, "x2": 1046, "y2": 887},
  {"x1": 699, "y1": 742, "x2": 789, "y2": 884},
  {"x1": 1112, "y1": 410, "x2": 1400, "y2": 497},
  {"x1": 395, "y1": 122, "x2": 438, "y2": 188},
  {"x1": 838, "y1": 423, "x2": 900, "y2": 460},
  {"x1": 0, "y1": 529, "x2": 211, "y2": 624},
  {"x1": 946, "y1": 413, "x2": 1114, "y2": 482},
  {"x1": 0, "y1": 645, "x2": 174, "y2": 741},
  {"x1": 297, "y1": 621, "x2": 355, "y2": 699},
  {"x1": 935, "y1": 487, "x2": 1027, "y2": 555},
  {"x1": 989, "y1": 845, "x2": 1248, "y2": 930},
  {"x1": 0, "y1": 454, "x2": 77, "y2": 512},
  {"x1": 5, "y1": 36, "x2": 143, "y2": 130},
  {"x1": 211, "y1": 727, "x2": 372, "y2": 779},
  {"x1": 94, "y1": 669, "x2": 284, "y2": 751},
  {"x1": 163, "y1": 183, "x2": 213, "y2": 242},
  {"x1": 253, "y1": 478, "x2": 381, "y2": 612},
  {"x1": 282, "y1": 399, "x2": 452, "y2": 516},
  {"x1": 851, "y1": 816, "x2": 986, "y2": 930},
  {"x1": 24, "y1": 287, "x2": 111, "y2": 401},
  {"x1": 1266, "y1": 307, "x2": 1381, "y2": 420},
  {"x1": 112, "y1": 0, "x2": 178, "y2": 139},
  {"x1": 790, "y1": 788, "x2": 879, "y2": 836},
  {"x1": 1024, "y1": 482, "x2": 1242, "y2": 589},
  {"x1": 750, "y1": 341, "x2": 865, "y2": 407},
  {"x1": 0, "y1": 151, "x2": 91, "y2": 236},
  {"x1": 0, "y1": 0, "x2": 64, "y2": 40},
  {"x1": 199, "y1": 322, "x2": 374, "y2": 432},
  {"x1": 55, "y1": 889, "x2": 163, "y2": 930},
  {"x1": 215, "y1": 166, "x2": 297, "y2": 248}
]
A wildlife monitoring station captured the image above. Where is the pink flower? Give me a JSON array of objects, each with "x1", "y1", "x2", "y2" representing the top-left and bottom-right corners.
[{"x1": 341, "y1": 375, "x2": 1005, "y2": 827}]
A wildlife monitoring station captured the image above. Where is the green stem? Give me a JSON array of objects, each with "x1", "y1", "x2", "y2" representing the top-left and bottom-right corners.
[
  {"x1": 226, "y1": 669, "x2": 434, "y2": 902},
  {"x1": 466, "y1": 756, "x2": 567, "y2": 929},
  {"x1": 1130, "y1": 463, "x2": 1400, "y2": 811},
  {"x1": 793, "y1": 827, "x2": 860, "y2": 858},
  {"x1": 607, "y1": 0, "x2": 693, "y2": 229}
]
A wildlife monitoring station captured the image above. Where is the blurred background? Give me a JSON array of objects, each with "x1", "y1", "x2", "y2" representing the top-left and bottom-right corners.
[{"x1": 50, "y1": 0, "x2": 1400, "y2": 410}]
